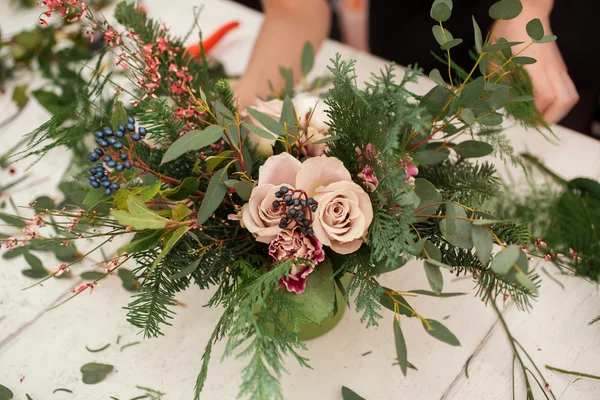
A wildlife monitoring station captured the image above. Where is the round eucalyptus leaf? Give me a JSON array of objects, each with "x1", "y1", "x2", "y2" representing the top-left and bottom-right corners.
[
  {"x1": 460, "y1": 108, "x2": 475, "y2": 125},
  {"x1": 488, "y1": 86, "x2": 509, "y2": 110},
  {"x1": 432, "y1": 25, "x2": 453, "y2": 46},
  {"x1": 454, "y1": 140, "x2": 494, "y2": 158},
  {"x1": 489, "y1": 0, "x2": 523, "y2": 20},
  {"x1": 440, "y1": 38, "x2": 463, "y2": 51},
  {"x1": 431, "y1": 0, "x2": 452, "y2": 22},
  {"x1": 479, "y1": 112, "x2": 504, "y2": 126},
  {"x1": 526, "y1": 18, "x2": 544, "y2": 41},
  {"x1": 491, "y1": 245, "x2": 520, "y2": 274}
]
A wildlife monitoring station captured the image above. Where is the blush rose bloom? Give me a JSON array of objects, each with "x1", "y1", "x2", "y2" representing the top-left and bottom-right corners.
[
  {"x1": 269, "y1": 227, "x2": 325, "y2": 294},
  {"x1": 243, "y1": 95, "x2": 331, "y2": 157},
  {"x1": 241, "y1": 153, "x2": 373, "y2": 254}
]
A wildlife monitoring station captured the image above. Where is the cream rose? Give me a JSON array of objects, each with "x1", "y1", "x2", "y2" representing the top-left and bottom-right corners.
[
  {"x1": 242, "y1": 99, "x2": 283, "y2": 157},
  {"x1": 243, "y1": 95, "x2": 331, "y2": 157},
  {"x1": 241, "y1": 153, "x2": 373, "y2": 254}
]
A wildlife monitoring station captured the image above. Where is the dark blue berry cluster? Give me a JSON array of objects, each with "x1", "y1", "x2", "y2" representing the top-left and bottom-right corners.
[
  {"x1": 273, "y1": 186, "x2": 318, "y2": 234},
  {"x1": 86, "y1": 116, "x2": 147, "y2": 196}
]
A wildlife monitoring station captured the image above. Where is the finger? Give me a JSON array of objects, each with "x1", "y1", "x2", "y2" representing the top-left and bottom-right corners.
[
  {"x1": 528, "y1": 65, "x2": 554, "y2": 117},
  {"x1": 542, "y1": 67, "x2": 579, "y2": 124}
]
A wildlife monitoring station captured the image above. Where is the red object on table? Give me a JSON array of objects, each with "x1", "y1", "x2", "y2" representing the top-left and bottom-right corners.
[{"x1": 185, "y1": 21, "x2": 240, "y2": 58}]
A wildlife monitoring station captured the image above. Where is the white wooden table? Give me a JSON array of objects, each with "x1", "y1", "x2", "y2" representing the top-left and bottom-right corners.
[{"x1": 1, "y1": 1, "x2": 599, "y2": 399}]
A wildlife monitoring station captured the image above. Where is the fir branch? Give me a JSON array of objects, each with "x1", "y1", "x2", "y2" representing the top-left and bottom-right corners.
[
  {"x1": 125, "y1": 248, "x2": 188, "y2": 338},
  {"x1": 419, "y1": 159, "x2": 501, "y2": 206}
]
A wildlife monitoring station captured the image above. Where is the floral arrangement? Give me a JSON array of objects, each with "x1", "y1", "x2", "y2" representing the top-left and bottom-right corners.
[{"x1": 0, "y1": 0, "x2": 577, "y2": 398}]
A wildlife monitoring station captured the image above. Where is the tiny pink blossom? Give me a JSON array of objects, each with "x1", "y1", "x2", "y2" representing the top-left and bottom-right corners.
[
  {"x1": 535, "y1": 238, "x2": 547, "y2": 249},
  {"x1": 358, "y1": 165, "x2": 379, "y2": 192},
  {"x1": 569, "y1": 248, "x2": 581, "y2": 260},
  {"x1": 53, "y1": 264, "x2": 69, "y2": 276},
  {"x1": 72, "y1": 282, "x2": 96, "y2": 294},
  {"x1": 404, "y1": 163, "x2": 419, "y2": 182}
]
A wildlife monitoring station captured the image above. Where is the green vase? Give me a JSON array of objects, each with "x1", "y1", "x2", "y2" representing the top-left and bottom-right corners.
[{"x1": 298, "y1": 274, "x2": 350, "y2": 341}]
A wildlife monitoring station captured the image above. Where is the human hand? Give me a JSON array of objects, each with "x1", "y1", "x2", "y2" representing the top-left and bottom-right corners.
[{"x1": 493, "y1": 8, "x2": 578, "y2": 124}]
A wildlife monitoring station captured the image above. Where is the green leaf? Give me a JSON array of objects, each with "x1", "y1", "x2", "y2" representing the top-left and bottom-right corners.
[
  {"x1": 478, "y1": 53, "x2": 489, "y2": 75},
  {"x1": 422, "y1": 85, "x2": 454, "y2": 118},
  {"x1": 341, "y1": 386, "x2": 366, "y2": 400},
  {"x1": 414, "y1": 149, "x2": 449, "y2": 165},
  {"x1": 488, "y1": 0, "x2": 523, "y2": 20},
  {"x1": 393, "y1": 318, "x2": 409, "y2": 376},
  {"x1": 247, "y1": 107, "x2": 284, "y2": 136},
  {"x1": 409, "y1": 290, "x2": 466, "y2": 297},
  {"x1": 242, "y1": 121, "x2": 277, "y2": 140},
  {"x1": 311, "y1": 135, "x2": 340, "y2": 145},
  {"x1": 536, "y1": 35, "x2": 557, "y2": 43},
  {"x1": 414, "y1": 178, "x2": 442, "y2": 214},
  {"x1": 197, "y1": 168, "x2": 228, "y2": 225},
  {"x1": 31, "y1": 90, "x2": 65, "y2": 115},
  {"x1": 234, "y1": 181, "x2": 254, "y2": 201},
  {"x1": 25, "y1": 253, "x2": 45, "y2": 271},
  {"x1": 445, "y1": 200, "x2": 457, "y2": 234},
  {"x1": 379, "y1": 288, "x2": 415, "y2": 318},
  {"x1": 111, "y1": 100, "x2": 128, "y2": 131},
  {"x1": 440, "y1": 38, "x2": 463, "y2": 51},
  {"x1": 422, "y1": 319, "x2": 461, "y2": 346},
  {"x1": 111, "y1": 196, "x2": 168, "y2": 230},
  {"x1": 473, "y1": 16, "x2": 483, "y2": 53},
  {"x1": 491, "y1": 244, "x2": 520, "y2": 274},
  {"x1": 488, "y1": 86, "x2": 509, "y2": 110},
  {"x1": 513, "y1": 56, "x2": 537, "y2": 65},
  {"x1": 510, "y1": 95, "x2": 535, "y2": 102},
  {"x1": 526, "y1": 18, "x2": 544, "y2": 40},
  {"x1": 172, "y1": 203, "x2": 192, "y2": 222},
  {"x1": 204, "y1": 151, "x2": 234, "y2": 174},
  {"x1": 114, "y1": 181, "x2": 161, "y2": 210},
  {"x1": 483, "y1": 40, "x2": 523, "y2": 53},
  {"x1": 168, "y1": 259, "x2": 201, "y2": 280},
  {"x1": 515, "y1": 272, "x2": 537, "y2": 293},
  {"x1": 282, "y1": 259, "x2": 335, "y2": 325},
  {"x1": 479, "y1": 112, "x2": 504, "y2": 126},
  {"x1": 22, "y1": 269, "x2": 49, "y2": 279},
  {"x1": 429, "y1": 69, "x2": 445, "y2": 86},
  {"x1": 460, "y1": 108, "x2": 475, "y2": 125},
  {"x1": 161, "y1": 125, "x2": 223, "y2": 164},
  {"x1": 161, "y1": 177, "x2": 199, "y2": 201},
  {"x1": 439, "y1": 204, "x2": 473, "y2": 249},
  {"x1": 83, "y1": 188, "x2": 107, "y2": 209},
  {"x1": 432, "y1": 25, "x2": 453, "y2": 46},
  {"x1": 460, "y1": 77, "x2": 485, "y2": 108},
  {"x1": 117, "y1": 230, "x2": 164, "y2": 255},
  {"x1": 423, "y1": 240, "x2": 442, "y2": 262},
  {"x1": 424, "y1": 261, "x2": 444, "y2": 294},
  {"x1": 471, "y1": 225, "x2": 493, "y2": 265},
  {"x1": 473, "y1": 219, "x2": 501, "y2": 225},
  {"x1": 569, "y1": 178, "x2": 600, "y2": 198},
  {"x1": 454, "y1": 140, "x2": 494, "y2": 158},
  {"x1": 279, "y1": 96, "x2": 298, "y2": 135},
  {"x1": 118, "y1": 268, "x2": 139, "y2": 292},
  {"x1": 0, "y1": 213, "x2": 26, "y2": 228},
  {"x1": 430, "y1": 0, "x2": 452, "y2": 22},
  {"x1": 374, "y1": 255, "x2": 409, "y2": 275},
  {"x1": 12, "y1": 84, "x2": 29, "y2": 110},
  {"x1": 148, "y1": 226, "x2": 190, "y2": 274},
  {"x1": 81, "y1": 363, "x2": 113, "y2": 385},
  {"x1": 81, "y1": 271, "x2": 106, "y2": 280},
  {"x1": 0, "y1": 385, "x2": 13, "y2": 400},
  {"x1": 301, "y1": 41, "x2": 315, "y2": 77}
]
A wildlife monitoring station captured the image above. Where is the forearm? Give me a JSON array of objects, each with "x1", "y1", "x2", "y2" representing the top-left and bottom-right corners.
[
  {"x1": 521, "y1": 0, "x2": 554, "y2": 16},
  {"x1": 235, "y1": 0, "x2": 331, "y2": 109}
]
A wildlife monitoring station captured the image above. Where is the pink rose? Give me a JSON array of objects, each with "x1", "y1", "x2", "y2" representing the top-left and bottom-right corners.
[
  {"x1": 241, "y1": 153, "x2": 301, "y2": 243},
  {"x1": 269, "y1": 227, "x2": 325, "y2": 294},
  {"x1": 242, "y1": 153, "x2": 373, "y2": 254},
  {"x1": 357, "y1": 165, "x2": 379, "y2": 192}
]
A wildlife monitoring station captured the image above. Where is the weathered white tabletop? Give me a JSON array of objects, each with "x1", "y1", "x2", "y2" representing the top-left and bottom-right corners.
[{"x1": 1, "y1": 1, "x2": 599, "y2": 399}]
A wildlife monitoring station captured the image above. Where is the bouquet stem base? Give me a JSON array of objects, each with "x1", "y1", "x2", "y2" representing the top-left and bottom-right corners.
[{"x1": 298, "y1": 274, "x2": 349, "y2": 341}]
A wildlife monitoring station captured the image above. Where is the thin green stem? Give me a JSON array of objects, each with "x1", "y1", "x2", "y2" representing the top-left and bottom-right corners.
[{"x1": 545, "y1": 365, "x2": 600, "y2": 381}]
